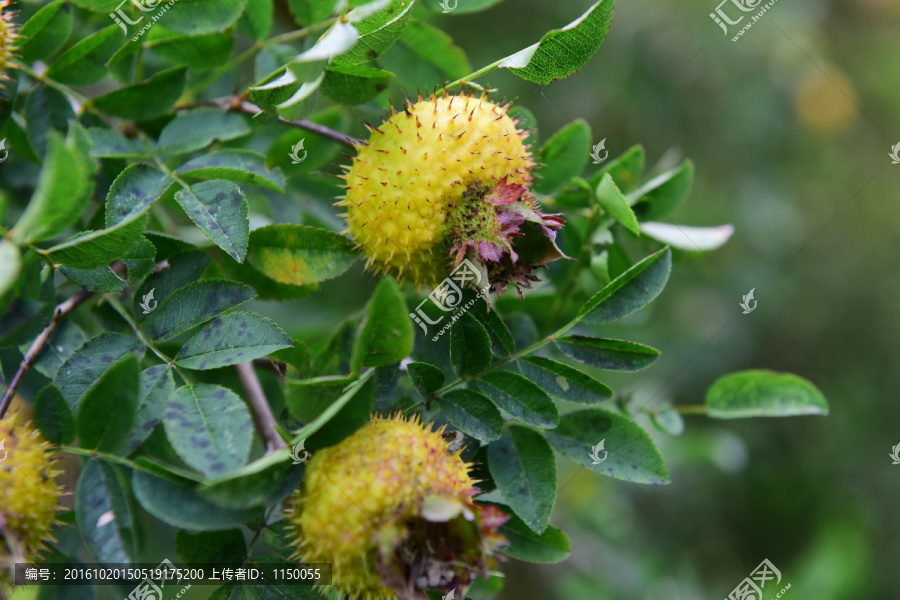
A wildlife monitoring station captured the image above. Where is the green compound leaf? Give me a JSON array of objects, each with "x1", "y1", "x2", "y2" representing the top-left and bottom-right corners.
[
  {"x1": 288, "y1": 0, "x2": 337, "y2": 25},
  {"x1": 498, "y1": 0, "x2": 614, "y2": 85},
  {"x1": 162, "y1": 384, "x2": 254, "y2": 478},
  {"x1": 577, "y1": 247, "x2": 671, "y2": 325},
  {"x1": 46, "y1": 26, "x2": 121, "y2": 86},
  {"x1": 542, "y1": 408, "x2": 670, "y2": 484},
  {"x1": 438, "y1": 389, "x2": 503, "y2": 443},
  {"x1": 157, "y1": 108, "x2": 251, "y2": 155},
  {"x1": 123, "y1": 365, "x2": 176, "y2": 454},
  {"x1": 705, "y1": 370, "x2": 829, "y2": 418},
  {"x1": 12, "y1": 132, "x2": 92, "y2": 244},
  {"x1": 92, "y1": 67, "x2": 187, "y2": 121},
  {"x1": 145, "y1": 279, "x2": 256, "y2": 342},
  {"x1": 134, "y1": 250, "x2": 211, "y2": 323},
  {"x1": 132, "y1": 470, "x2": 262, "y2": 530},
  {"x1": 246, "y1": 224, "x2": 358, "y2": 286},
  {"x1": 533, "y1": 120, "x2": 591, "y2": 195},
  {"x1": 175, "y1": 312, "x2": 292, "y2": 370},
  {"x1": 60, "y1": 238, "x2": 157, "y2": 293},
  {"x1": 630, "y1": 160, "x2": 694, "y2": 221},
  {"x1": 24, "y1": 85, "x2": 75, "y2": 157},
  {"x1": 76, "y1": 355, "x2": 140, "y2": 452},
  {"x1": 488, "y1": 426, "x2": 556, "y2": 533},
  {"x1": 107, "y1": 164, "x2": 173, "y2": 227},
  {"x1": 477, "y1": 370, "x2": 559, "y2": 428},
  {"x1": 595, "y1": 173, "x2": 640, "y2": 235},
  {"x1": 45, "y1": 215, "x2": 148, "y2": 270},
  {"x1": 332, "y1": 0, "x2": 415, "y2": 66},
  {"x1": 33, "y1": 385, "x2": 75, "y2": 445},
  {"x1": 449, "y1": 312, "x2": 493, "y2": 377},
  {"x1": 147, "y1": 32, "x2": 234, "y2": 72},
  {"x1": 157, "y1": 0, "x2": 250, "y2": 36},
  {"x1": 237, "y1": 0, "x2": 274, "y2": 40},
  {"x1": 397, "y1": 20, "x2": 471, "y2": 80},
  {"x1": 53, "y1": 333, "x2": 145, "y2": 410},
  {"x1": 591, "y1": 144, "x2": 645, "y2": 193},
  {"x1": 407, "y1": 361, "x2": 445, "y2": 399},
  {"x1": 321, "y1": 63, "x2": 393, "y2": 105},
  {"x1": 175, "y1": 180, "x2": 249, "y2": 262},
  {"x1": 175, "y1": 529, "x2": 247, "y2": 564},
  {"x1": 556, "y1": 336, "x2": 660, "y2": 372},
  {"x1": 18, "y1": 1, "x2": 72, "y2": 62},
  {"x1": 86, "y1": 128, "x2": 147, "y2": 159},
  {"x1": 0, "y1": 240, "x2": 20, "y2": 298},
  {"x1": 351, "y1": 277, "x2": 413, "y2": 369},
  {"x1": 76, "y1": 460, "x2": 138, "y2": 564},
  {"x1": 499, "y1": 511, "x2": 571, "y2": 564},
  {"x1": 519, "y1": 356, "x2": 612, "y2": 404},
  {"x1": 176, "y1": 149, "x2": 286, "y2": 192}
]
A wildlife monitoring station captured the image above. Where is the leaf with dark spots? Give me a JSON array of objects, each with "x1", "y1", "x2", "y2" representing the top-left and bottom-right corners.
[
  {"x1": 175, "y1": 180, "x2": 249, "y2": 262},
  {"x1": 144, "y1": 280, "x2": 255, "y2": 342},
  {"x1": 54, "y1": 333, "x2": 145, "y2": 410},
  {"x1": 162, "y1": 384, "x2": 253, "y2": 479},
  {"x1": 176, "y1": 312, "x2": 292, "y2": 371}
]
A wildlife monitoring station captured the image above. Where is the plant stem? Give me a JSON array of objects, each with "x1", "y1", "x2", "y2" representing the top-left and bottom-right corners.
[
  {"x1": 676, "y1": 404, "x2": 708, "y2": 415},
  {"x1": 444, "y1": 57, "x2": 509, "y2": 92},
  {"x1": 236, "y1": 361, "x2": 287, "y2": 454},
  {"x1": 0, "y1": 291, "x2": 93, "y2": 418},
  {"x1": 104, "y1": 294, "x2": 190, "y2": 384}
]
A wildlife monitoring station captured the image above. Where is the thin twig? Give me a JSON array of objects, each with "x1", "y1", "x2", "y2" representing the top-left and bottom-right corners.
[
  {"x1": 236, "y1": 361, "x2": 286, "y2": 454},
  {"x1": 0, "y1": 291, "x2": 93, "y2": 417},
  {"x1": 178, "y1": 97, "x2": 363, "y2": 147}
]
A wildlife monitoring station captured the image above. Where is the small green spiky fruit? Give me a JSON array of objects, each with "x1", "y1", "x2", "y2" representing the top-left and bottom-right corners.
[
  {"x1": 0, "y1": 414, "x2": 65, "y2": 588},
  {"x1": 287, "y1": 414, "x2": 508, "y2": 600},
  {"x1": 340, "y1": 93, "x2": 566, "y2": 293}
]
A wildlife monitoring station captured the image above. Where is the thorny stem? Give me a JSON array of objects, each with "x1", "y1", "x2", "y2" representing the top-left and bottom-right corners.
[
  {"x1": 0, "y1": 291, "x2": 93, "y2": 418},
  {"x1": 236, "y1": 361, "x2": 287, "y2": 454}
]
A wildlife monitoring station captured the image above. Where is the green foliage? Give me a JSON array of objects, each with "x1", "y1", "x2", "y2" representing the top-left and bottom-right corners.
[{"x1": 0, "y1": 0, "x2": 830, "y2": 595}]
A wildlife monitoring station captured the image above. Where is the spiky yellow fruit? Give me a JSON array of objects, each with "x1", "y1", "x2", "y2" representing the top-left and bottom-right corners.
[
  {"x1": 339, "y1": 93, "x2": 566, "y2": 293},
  {"x1": 0, "y1": 0, "x2": 18, "y2": 78},
  {"x1": 0, "y1": 414, "x2": 65, "y2": 588},
  {"x1": 287, "y1": 414, "x2": 508, "y2": 600}
]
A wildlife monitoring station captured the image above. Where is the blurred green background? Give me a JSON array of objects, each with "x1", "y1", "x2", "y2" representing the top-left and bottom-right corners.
[{"x1": 427, "y1": 0, "x2": 899, "y2": 598}]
